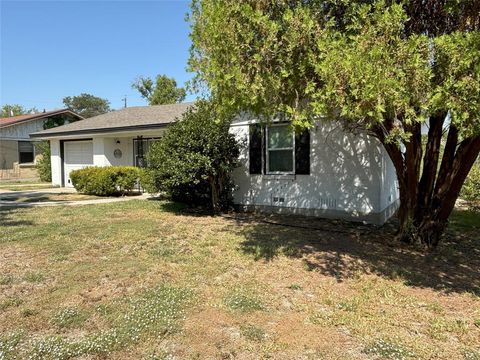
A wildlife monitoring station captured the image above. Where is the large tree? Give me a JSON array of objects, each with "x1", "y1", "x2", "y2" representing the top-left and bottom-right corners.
[
  {"x1": 132, "y1": 74, "x2": 187, "y2": 105},
  {"x1": 63, "y1": 93, "x2": 111, "y2": 118},
  {"x1": 189, "y1": 0, "x2": 480, "y2": 247}
]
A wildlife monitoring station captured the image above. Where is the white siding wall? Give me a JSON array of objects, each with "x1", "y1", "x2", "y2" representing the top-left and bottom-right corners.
[
  {"x1": 102, "y1": 137, "x2": 135, "y2": 166},
  {"x1": 50, "y1": 139, "x2": 62, "y2": 186},
  {"x1": 93, "y1": 137, "x2": 106, "y2": 166},
  {"x1": 379, "y1": 146, "x2": 400, "y2": 212},
  {"x1": 231, "y1": 119, "x2": 399, "y2": 223}
]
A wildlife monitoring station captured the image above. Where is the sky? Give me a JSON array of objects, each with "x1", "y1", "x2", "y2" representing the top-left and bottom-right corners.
[{"x1": 0, "y1": 0, "x2": 195, "y2": 111}]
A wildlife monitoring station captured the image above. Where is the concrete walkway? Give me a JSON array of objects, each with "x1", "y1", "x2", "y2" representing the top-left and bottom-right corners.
[{"x1": 0, "y1": 187, "x2": 150, "y2": 208}]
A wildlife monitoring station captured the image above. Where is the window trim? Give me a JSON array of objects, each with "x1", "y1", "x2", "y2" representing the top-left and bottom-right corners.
[
  {"x1": 18, "y1": 141, "x2": 35, "y2": 164},
  {"x1": 265, "y1": 123, "x2": 295, "y2": 175}
]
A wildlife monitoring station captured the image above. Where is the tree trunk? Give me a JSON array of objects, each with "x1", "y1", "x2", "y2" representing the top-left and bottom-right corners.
[
  {"x1": 374, "y1": 119, "x2": 480, "y2": 249},
  {"x1": 209, "y1": 175, "x2": 221, "y2": 213}
]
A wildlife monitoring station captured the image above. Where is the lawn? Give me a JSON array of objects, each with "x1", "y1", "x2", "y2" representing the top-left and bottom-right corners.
[
  {"x1": 0, "y1": 201, "x2": 479, "y2": 359},
  {"x1": 0, "y1": 192, "x2": 99, "y2": 203},
  {"x1": 0, "y1": 181, "x2": 52, "y2": 192}
]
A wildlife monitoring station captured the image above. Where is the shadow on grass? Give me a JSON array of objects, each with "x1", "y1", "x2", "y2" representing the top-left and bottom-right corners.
[
  {"x1": 228, "y1": 210, "x2": 480, "y2": 295},
  {"x1": 147, "y1": 197, "x2": 216, "y2": 217},
  {"x1": 0, "y1": 207, "x2": 34, "y2": 227}
]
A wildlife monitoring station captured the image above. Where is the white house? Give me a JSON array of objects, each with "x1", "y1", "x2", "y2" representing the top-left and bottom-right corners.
[
  {"x1": 30, "y1": 103, "x2": 399, "y2": 224},
  {"x1": 1, "y1": 109, "x2": 82, "y2": 179}
]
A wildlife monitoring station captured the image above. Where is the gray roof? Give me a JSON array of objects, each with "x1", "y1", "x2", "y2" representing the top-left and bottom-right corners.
[{"x1": 30, "y1": 102, "x2": 193, "y2": 138}]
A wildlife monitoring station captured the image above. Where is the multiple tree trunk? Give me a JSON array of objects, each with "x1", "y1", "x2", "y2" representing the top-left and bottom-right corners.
[{"x1": 372, "y1": 115, "x2": 480, "y2": 248}]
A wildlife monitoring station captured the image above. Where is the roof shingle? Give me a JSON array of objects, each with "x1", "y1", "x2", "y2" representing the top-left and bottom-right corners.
[{"x1": 30, "y1": 103, "x2": 193, "y2": 138}]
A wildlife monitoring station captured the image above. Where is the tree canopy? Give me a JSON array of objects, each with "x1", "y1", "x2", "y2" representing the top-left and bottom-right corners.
[
  {"x1": 189, "y1": 0, "x2": 480, "y2": 247},
  {"x1": 132, "y1": 74, "x2": 187, "y2": 105},
  {"x1": 1, "y1": 104, "x2": 38, "y2": 117},
  {"x1": 62, "y1": 93, "x2": 111, "y2": 119}
]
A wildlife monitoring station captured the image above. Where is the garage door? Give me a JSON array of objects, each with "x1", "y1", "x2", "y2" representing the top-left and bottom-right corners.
[{"x1": 64, "y1": 140, "x2": 93, "y2": 187}]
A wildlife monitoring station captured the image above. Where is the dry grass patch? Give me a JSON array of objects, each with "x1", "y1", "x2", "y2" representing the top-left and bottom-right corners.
[{"x1": 0, "y1": 201, "x2": 479, "y2": 359}]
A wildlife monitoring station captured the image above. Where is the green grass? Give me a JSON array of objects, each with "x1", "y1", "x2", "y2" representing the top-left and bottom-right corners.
[
  {"x1": 364, "y1": 339, "x2": 415, "y2": 360},
  {"x1": 240, "y1": 324, "x2": 266, "y2": 342},
  {"x1": 0, "y1": 200, "x2": 478, "y2": 359},
  {"x1": 22, "y1": 271, "x2": 46, "y2": 283},
  {"x1": 224, "y1": 288, "x2": 264, "y2": 313},
  {"x1": 52, "y1": 307, "x2": 88, "y2": 329},
  {"x1": 450, "y1": 209, "x2": 480, "y2": 230},
  {"x1": 0, "y1": 181, "x2": 52, "y2": 191}
]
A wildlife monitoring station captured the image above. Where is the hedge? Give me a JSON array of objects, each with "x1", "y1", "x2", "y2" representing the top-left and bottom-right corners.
[{"x1": 70, "y1": 166, "x2": 140, "y2": 196}]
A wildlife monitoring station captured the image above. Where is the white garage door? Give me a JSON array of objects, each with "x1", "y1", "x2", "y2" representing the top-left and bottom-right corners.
[{"x1": 64, "y1": 140, "x2": 93, "y2": 187}]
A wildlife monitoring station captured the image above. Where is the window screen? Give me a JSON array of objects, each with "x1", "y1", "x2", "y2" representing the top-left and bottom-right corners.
[{"x1": 267, "y1": 125, "x2": 294, "y2": 173}]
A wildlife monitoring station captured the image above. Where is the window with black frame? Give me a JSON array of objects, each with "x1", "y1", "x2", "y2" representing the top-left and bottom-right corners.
[
  {"x1": 248, "y1": 123, "x2": 310, "y2": 175},
  {"x1": 266, "y1": 124, "x2": 294, "y2": 174},
  {"x1": 18, "y1": 141, "x2": 35, "y2": 164}
]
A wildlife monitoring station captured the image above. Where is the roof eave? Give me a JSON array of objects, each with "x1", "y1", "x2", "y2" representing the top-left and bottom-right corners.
[{"x1": 30, "y1": 122, "x2": 171, "y2": 139}]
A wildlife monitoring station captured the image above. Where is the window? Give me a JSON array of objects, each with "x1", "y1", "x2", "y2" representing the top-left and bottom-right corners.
[
  {"x1": 249, "y1": 123, "x2": 310, "y2": 175},
  {"x1": 266, "y1": 124, "x2": 294, "y2": 173},
  {"x1": 18, "y1": 141, "x2": 34, "y2": 164}
]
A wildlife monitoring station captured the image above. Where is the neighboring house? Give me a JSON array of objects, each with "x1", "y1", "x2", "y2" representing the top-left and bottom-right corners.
[
  {"x1": 30, "y1": 103, "x2": 399, "y2": 224},
  {"x1": 0, "y1": 109, "x2": 83, "y2": 179}
]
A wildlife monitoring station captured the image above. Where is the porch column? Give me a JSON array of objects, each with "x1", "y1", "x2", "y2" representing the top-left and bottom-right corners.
[
  {"x1": 93, "y1": 137, "x2": 107, "y2": 166},
  {"x1": 50, "y1": 139, "x2": 62, "y2": 186}
]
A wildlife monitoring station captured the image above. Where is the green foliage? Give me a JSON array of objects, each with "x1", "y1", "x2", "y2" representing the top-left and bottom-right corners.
[
  {"x1": 63, "y1": 93, "x2": 111, "y2": 118},
  {"x1": 70, "y1": 166, "x2": 140, "y2": 196},
  {"x1": 35, "y1": 141, "x2": 51, "y2": 182},
  {"x1": 460, "y1": 160, "x2": 480, "y2": 204},
  {"x1": 189, "y1": 0, "x2": 480, "y2": 245},
  {"x1": 42, "y1": 113, "x2": 80, "y2": 130},
  {"x1": 143, "y1": 100, "x2": 240, "y2": 211},
  {"x1": 132, "y1": 74, "x2": 186, "y2": 105},
  {"x1": 0, "y1": 104, "x2": 37, "y2": 117},
  {"x1": 189, "y1": 1, "x2": 479, "y2": 138}
]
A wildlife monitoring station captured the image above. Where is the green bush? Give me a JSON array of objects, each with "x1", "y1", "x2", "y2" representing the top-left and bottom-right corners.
[
  {"x1": 70, "y1": 166, "x2": 140, "y2": 196},
  {"x1": 461, "y1": 161, "x2": 480, "y2": 205},
  {"x1": 35, "y1": 141, "x2": 51, "y2": 182},
  {"x1": 144, "y1": 100, "x2": 239, "y2": 211}
]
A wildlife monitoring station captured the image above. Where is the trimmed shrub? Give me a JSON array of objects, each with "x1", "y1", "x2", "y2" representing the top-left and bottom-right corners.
[{"x1": 70, "y1": 166, "x2": 140, "y2": 196}]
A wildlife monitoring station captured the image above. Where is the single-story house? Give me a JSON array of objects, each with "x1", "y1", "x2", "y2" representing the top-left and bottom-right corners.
[
  {"x1": 1, "y1": 109, "x2": 83, "y2": 179},
  {"x1": 30, "y1": 103, "x2": 399, "y2": 224}
]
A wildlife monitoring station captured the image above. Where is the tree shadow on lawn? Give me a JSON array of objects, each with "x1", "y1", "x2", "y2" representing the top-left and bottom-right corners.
[
  {"x1": 228, "y1": 211, "x2": 480, "y2": 295},
  {"x1": 0, "y1": 206, "x2": 34, "y2": 227}
]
